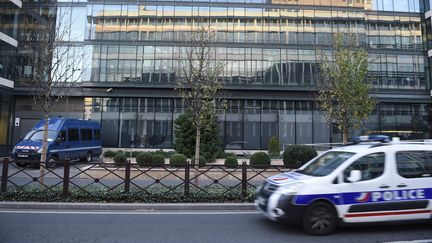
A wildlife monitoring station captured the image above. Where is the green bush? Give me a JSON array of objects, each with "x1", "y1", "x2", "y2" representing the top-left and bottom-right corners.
[
  {"x1": 103, "y1": 150, "x2": 117, "y2": 158},
  {"x1": 136, "y1": 152, "x2": 154, "y2": 166},
  {"x1": 173, "y1": 109, "x2": 222, "y2": 162},
  {"x1": 268, "y1": 136, "x2": 280, "y2": 158},
  {"x1": 152, "y1": 153, "x2": 165, "y2": 166},
  {"x1": 224, "y1": 156, "x2": 238, "y2": 168},
  {"x1": 250, "y1": 152, "x2": 271, "y2": 168},
  {"x1": 191, "y1": 156, "x2": 207, "y2": 167},
  {"x1": 283, "y1": 144, "x2": 318, "y2": 166},
  {"x1": 169, "y1": 153, "x2": 187, "y2": 167},
  {"x1": 113, "y1": 154, "x2": 127, "y2": 167}
]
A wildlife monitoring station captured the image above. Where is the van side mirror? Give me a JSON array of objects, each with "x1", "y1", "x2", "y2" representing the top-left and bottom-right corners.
[
  {"x1": 347, "y1": 170, "x2": 362, "y2": 183},
  {"x1": 55, "y1": 137, "x2": 62, "y2": 145},
  {"x1": 19, "y1": 136, "x2": 24, "y2": 141}
]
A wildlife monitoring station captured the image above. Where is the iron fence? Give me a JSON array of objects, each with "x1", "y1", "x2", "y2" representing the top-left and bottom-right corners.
[{"x1": 0, "y1": 158, "x2": 297, "y2": 200}]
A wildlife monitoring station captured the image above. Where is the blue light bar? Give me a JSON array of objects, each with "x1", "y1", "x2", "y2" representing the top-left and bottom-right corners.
[{"x1": 350, "y1": 135, "x2": 390, "y2": 143}]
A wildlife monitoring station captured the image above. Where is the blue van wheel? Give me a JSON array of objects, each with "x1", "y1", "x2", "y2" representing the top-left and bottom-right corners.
[
  {"x1": 85, "y1": 152, "x2": 93, "y2": 162},
  {"x1": 46, "y1": 156, "x2": 58, "y2": 169}
]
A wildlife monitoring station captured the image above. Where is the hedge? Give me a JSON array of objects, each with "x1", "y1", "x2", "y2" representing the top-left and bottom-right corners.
[
  {"x1": 0, "y1": 186, "x2": 256, "y2": 203},
  {"x1": 224, "y1": 156, "x2": 238, "y2": 168},
  {"x1": 113, "y1": 154, "x2": 127, "y2": 167},
  {"x1": 169, "y1": 153, "x2": 187, "y2": 167},
  {"x1": 283, "y1": 144, "x2": 318, "y2": 166},
  {"x1": 250, "y1": 152, "x2": 271, "y2": 168},
  {"x1": 191, "y1": 156, "x2": 207, "y2": 167}
]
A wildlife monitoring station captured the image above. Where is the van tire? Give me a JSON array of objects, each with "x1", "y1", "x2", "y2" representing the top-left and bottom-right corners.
[
  {"x1": 46, "y1": 156, "x2": 58, "y2": 169},
  {"x1": 302, "y1": 201, "x2": 337, "y2": 236},
  {"x1": 85, "y1": 152, "x2": 93, "y2": 163},
  {"x1": 16, "y1": 162, "x2": 26, "y2": 167}
]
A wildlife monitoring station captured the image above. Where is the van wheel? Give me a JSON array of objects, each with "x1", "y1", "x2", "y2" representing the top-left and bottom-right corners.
[
  {"x1": 16, "y1": 162, "x2": 26, "y2": 168},
  {"x1": 302, "y1": 202, "x2": 337, "y2": 236},
  {"x1": 46, "y1": 156, "x2": 58, "y2": 169},
  {"x1": 85, "y1": 152, "x2": 93, "y2": 163}
]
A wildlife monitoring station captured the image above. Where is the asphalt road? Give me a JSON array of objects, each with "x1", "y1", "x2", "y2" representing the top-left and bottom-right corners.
[{"x1": 0, "y1": 210, "x2": 431, "y2": 243}]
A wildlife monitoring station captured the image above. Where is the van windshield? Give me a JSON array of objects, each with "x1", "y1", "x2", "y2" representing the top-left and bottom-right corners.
[
  {"x1": 296, "y1": 151, "x2": 355, "y2": 177},
  {"x1": 27, "y1": 130, "x2": 58, "y2": 142}
]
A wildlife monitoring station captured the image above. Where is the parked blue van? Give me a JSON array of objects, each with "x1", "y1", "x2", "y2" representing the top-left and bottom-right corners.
[{"x1": 12, "y1": 118, "x2": 102, "y2": 167}]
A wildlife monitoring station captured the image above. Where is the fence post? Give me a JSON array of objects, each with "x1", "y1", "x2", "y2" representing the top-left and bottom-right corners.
[
  {"x1": 1, "y1": 158, "x2": 9, "y2": 193},
  {"x1": 241, "y1": 161, "x2": 247, "y2": 198},
  {"x1": 184, "y1": 161, "x2": 190, "y2": 197},
  {"x1": 124, "y1": 160, "x2": 131, "y2": 193},
  {"x1": 62, "y1": 157, "x2": 70, "y2": 197}
]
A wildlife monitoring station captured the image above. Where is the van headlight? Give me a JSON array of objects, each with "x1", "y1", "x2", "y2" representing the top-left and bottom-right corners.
[{"x1": 276, "y1": 182, "x2": 304, "y2": 195}]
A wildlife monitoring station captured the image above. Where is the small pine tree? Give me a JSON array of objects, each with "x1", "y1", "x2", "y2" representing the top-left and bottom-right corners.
[
  {"x1": 268, "y1": 136, "x2": 280, "y2": 158},
  {"x1": 173, "y1": 109, "x2": 221, "y2": 161}
]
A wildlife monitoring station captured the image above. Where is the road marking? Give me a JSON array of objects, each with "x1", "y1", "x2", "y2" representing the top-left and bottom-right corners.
[
  {"x1": 384, "y1": 240, "x2": 432, "y2": 243},
  {"x1": 0, "y1": 210, "x2": 260, "y2": 215}
]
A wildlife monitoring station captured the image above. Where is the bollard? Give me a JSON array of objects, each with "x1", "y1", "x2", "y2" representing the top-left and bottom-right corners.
[
  {"x1": 184, "y1": 161, "x2": 190, "y2": 197},
  {"x1": 1, "y1": 158, "x2": 9, "y2": 193},
  {"x1": 241, "y1": 161, "x2": 247, "y2": 198},
  {"x1": 62, "y1": 158, "x2": 70, "y2": 197},
  {"x1": 124, "y1": 160, "x2": 131, "y2": 193}
]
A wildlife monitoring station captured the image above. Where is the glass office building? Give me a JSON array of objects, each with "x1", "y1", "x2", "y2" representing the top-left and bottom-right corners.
[
  {"x1": 5, "y1": 0, "x2": 432, "y2": 151},
  {"x1": 0, "y1": 0, "x2": 20, "y2": 155}
]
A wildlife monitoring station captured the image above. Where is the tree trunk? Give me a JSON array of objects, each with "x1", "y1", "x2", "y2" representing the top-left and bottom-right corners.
[
  {"x1": 39, "y1": 114, "x2": 49, "y2": 187},
  {"x1": 342, "y1": 129, "x2": 349, "y2": 145},
  {"x1": 194, "y1": 127, "x2": 201, "y2": 167}
]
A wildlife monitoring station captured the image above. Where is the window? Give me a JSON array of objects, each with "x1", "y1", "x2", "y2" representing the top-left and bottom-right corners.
[
  {"x1": 80, "y1": 129, "x2": 93, "y2": 141},
  {"x1": 94, "y1": 129, "x2": 101, "y2": 140},
  {"x1": 68, "y1": 128, "x2": 79, "y2": 141},
  {"x1": 344, "y1": 153, "x2": 385, "y2": 182},
  {"x1": 396, "y1": 151, "x2": 432, "y2": 178}
]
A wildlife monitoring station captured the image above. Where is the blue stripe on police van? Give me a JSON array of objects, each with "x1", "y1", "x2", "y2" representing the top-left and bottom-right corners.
[
  {"x1": 294, "y1": 188, "x2": 432, "y2": 205},
  {"x1": 50, "y1": 146, "x2": 101, "y2": 153}
]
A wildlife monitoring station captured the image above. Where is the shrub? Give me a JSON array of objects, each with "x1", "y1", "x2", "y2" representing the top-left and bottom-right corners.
[
  {"x1": 283, "y1": 144, "x2": 318, "y2": 166},
  {"x1": 169, "y1": 153, "x2": 187, "y2": 167},
  {"x1": 250, "y1": 152, "x2": 271, "y2": 168},
  {"x1": 191, "y1": 156, "x2": 207, "y2": 167},
  {"x1": 268, "y1": 136, "x2": 280, "y2": 158},
  {"x1": 103, "y1": 150, "x2": 117, "y2": 158},
  {"x1": 173, "y1": 109, "x2": 222, "y2": 161},
  {"x1": 224, "y1": 156, "x2": 238, "y2": 168},
  {"x1": 136, "y1": 152, "x2": 154, "y2": 166},
  {"x1": 113, "y1": 154, "x2": 127, "y2": 167},
  {"x1": 132, "y1": 151, "x2": 141, "y2": 158},
  {"x1": 152, "y1": 153, "x2": 165, "y2": 166}
]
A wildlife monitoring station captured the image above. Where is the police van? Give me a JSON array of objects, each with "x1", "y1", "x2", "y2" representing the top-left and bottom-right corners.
[
  {"x1": 12, "y1": 118, "x2": 102, "y2": 167},
  {"x1": 255, "y1": 136, "x2": 432, "y2": 235}
]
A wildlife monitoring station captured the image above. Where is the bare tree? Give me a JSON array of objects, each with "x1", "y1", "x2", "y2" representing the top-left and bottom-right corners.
[
  {"x1": 18, "y1": 6, "x2": 85, "y2": 184},
  {"x1": 316, "y1": 33, "x2": 375, "y2": 144},
  {"x1": 176, "y1": 20, "x2": 226, "y2": 164}
]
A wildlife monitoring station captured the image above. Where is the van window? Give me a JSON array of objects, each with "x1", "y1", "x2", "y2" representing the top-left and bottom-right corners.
[
  {"x1": 81, "y1": 129, "x2": 93, "y2": 141},
  {"x1": 94, "y1": 129, "x2": 101, "y2": 140},
  {"x1": 68, "y1": 128, "x2": 79, "y2": 141},
  {"x1": 343, "y1": 153, "x2": 385, "y2": 182},
  {"x1": 296, "y1": 151, "x2": 355, "y2": 177},
  {"x1": 396, "y1": 151, "x2": 432, "y2": 178}
]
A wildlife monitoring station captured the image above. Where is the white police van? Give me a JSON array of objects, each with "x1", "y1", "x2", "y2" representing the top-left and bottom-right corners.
[{"x1": 255, "y1": 136, "x2": 432, "y2": 235}]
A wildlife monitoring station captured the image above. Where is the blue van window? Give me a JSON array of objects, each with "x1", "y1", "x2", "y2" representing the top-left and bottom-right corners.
[
  {"x1": 94, "y1": 129, "x2": 101, "y2": 140},
  {"x1": 68, "y1": 128, "x2": 79, "y2": 141},
  {"x1": 81, "y1": 129, "x2": 92, "y2": 141}
]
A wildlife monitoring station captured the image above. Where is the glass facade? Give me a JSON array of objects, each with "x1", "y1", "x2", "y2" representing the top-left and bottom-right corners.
[{"x1": 6, "y1": 0, "x2": 432, "y2": 150}]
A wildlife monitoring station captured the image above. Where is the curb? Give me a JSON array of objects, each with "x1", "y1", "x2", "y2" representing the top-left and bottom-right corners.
[{"x1": 0, "y1": 201, "x2": 256, "y2": 211}]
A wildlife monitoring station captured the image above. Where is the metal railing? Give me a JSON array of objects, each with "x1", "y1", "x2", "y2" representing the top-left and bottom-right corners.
[{"x1": 0, "y1": 158, "x2": 297, "y2": 200}]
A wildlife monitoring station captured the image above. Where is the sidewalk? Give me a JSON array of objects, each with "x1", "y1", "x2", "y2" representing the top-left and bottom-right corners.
[{"x1": 0, "y1": 201, "x2": 256, "y2": 211}]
